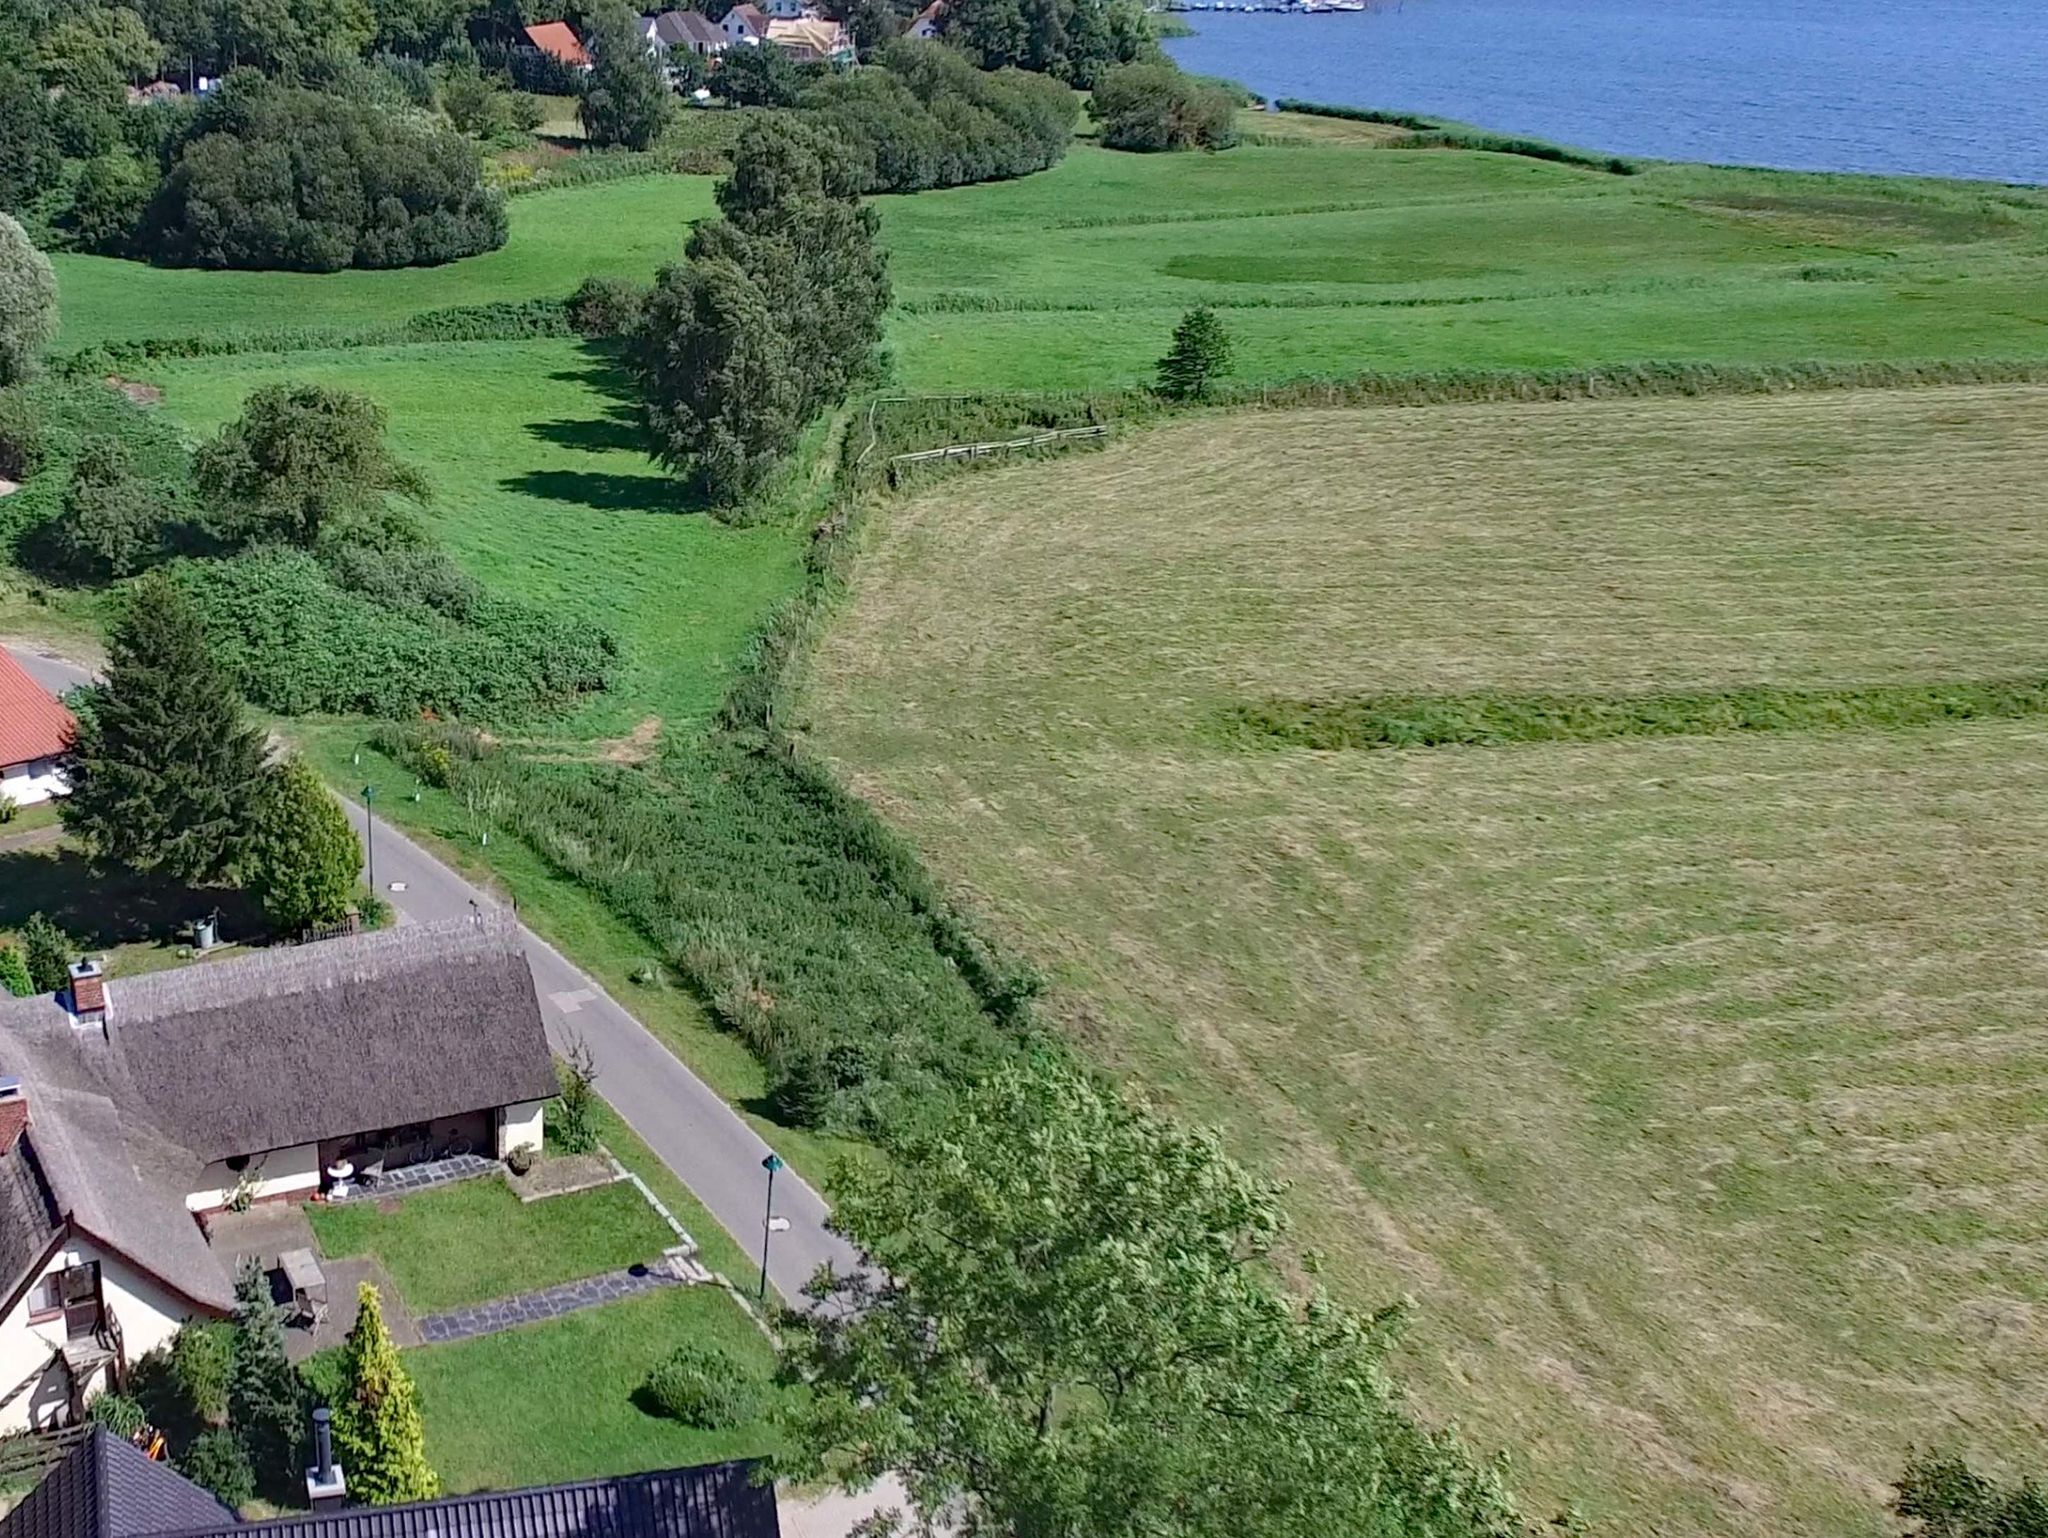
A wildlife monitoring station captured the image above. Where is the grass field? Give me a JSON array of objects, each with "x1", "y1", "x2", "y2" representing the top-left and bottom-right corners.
[
  {"x1": 146, "y1": 339, "x2": 804, "y2": 738},
  {"x1": 800, "y1": 386, "x2": 2048, "y2": 1537}
]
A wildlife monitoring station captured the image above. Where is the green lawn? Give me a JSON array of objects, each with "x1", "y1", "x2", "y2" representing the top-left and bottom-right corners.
[
  {"x1": 145, "y1": 339, "x2": 804, "y2": 739},
  {"x1": 307, "y1": 1176, "x2": 675, "y2": 1314},
  {"x1": 0, "y1": 838, "x2": 268, "y2": 976},
  {"x1": 49, "y1": 177, "x2": 716, "y2": 351},
  {"x1": 406, "y1": 1284, "x2": 782, "y2": 1492}
]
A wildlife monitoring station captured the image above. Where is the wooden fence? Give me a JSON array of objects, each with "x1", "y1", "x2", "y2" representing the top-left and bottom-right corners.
[
  {"x1": 0, "y1": 1423, "x2": 85, "y2": 1483},
  {"x1": 888, "y1": 425, "x2": 1110, "y2": 468}
]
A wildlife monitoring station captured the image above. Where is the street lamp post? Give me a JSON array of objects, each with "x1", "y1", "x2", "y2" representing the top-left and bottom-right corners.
[
  {"x1": 362, "y1": 784, "x2": 378, "y2": 895},
  {"x1": 758, "y1": 1152, "x2": 784, "y2": 1302}
]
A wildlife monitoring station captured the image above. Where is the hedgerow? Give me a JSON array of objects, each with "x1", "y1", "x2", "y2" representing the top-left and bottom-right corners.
[
  {"x1": 1271, "y1": 97, "x2": 1637, "y2": 173},
  {"x1": 54, "y1": 299, "x2": 571, "y2": 373},
  {"x1": 1216, "y1": 680, "x2": 2048, "y2": 751}
]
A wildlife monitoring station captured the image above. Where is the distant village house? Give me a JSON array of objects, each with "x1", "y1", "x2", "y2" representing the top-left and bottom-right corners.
[
  {"x1": 907, "y1": 0, "x2": 945, "y2": 38},
  {"x1": 719, "y1": 3, "x2": 770, "y2": 44},
  {"x1": 765, "y1": 15, "x2": 853, "y2": 61},
  {"x1": 523, "y1": 19, "x2": 592, "y2": 69},
  {"x1": 640, "y1": 9, "x2": 728, "y2": 56}
]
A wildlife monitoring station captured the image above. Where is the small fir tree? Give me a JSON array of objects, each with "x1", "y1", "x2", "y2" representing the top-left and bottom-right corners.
[
  {"x1": 1155, "y1": 305, "x2": 1235, "y2": 401},
  {"x1": 334, "y1": 1284, "x2": 437, "y2": 1505},
  {"x1": 0, "y1": 944, "x2": 32, "y2": 997},
  {"x1": 228, "y1": 1258, "x2": 303, "y2": 1495},
  {"x1": 20, "y1": 913, "x2": 72, "y2": 994},
  {"x1": 245, "y1": 758, "x2": 362, "y2": 933},
  {"x1": 61, "y1": 573, "x2": 267, "y2": 885}
]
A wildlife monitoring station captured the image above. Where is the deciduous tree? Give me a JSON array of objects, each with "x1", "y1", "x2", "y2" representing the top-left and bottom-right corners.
[
  {"x1": 245, "y1": 757, "x2": 362, "y2": 932},
  {"x1": 0, "y1": 214, "x2": 58, "y2": 387},
  {"x1": 780, "y1": 1059, "x2": 1527, "y2": 1538},
  {"x1": 334, "y1": 1284, "x2": 437, "y2": 1505},
  {"x1": 578, "y1": 0, "x2": 671, "y2": 149},
  {"x1": 53, "y1": 435, "x2": 166, "y2": 578},
  {"x1": 195, "y1": 383, "x2": 429, "y2": 548},
  {"x1": 61, "y1": 573, "x2": 267, "y2": 884}
]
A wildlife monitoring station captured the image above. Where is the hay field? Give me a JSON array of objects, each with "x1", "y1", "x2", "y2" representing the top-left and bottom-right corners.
[{"x1": 802, "y1": 386, "x2": 2048, "y2": 1537}]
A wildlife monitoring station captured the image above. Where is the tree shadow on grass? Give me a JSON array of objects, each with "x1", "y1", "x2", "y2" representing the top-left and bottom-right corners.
[
  {"x1": 499, "y1": 469, "x2": 702, "y2": 515},
  {"x1": 527, "y1": 408, "x2": 648, "y2": 456},
  {"x1": 0, "y1": 845, "x2": 266, "y2": 953}
]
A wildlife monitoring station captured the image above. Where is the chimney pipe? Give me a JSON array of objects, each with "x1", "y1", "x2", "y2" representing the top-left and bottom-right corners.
[{"x1": 305, "y1": 1407, "x2": 347, "y2": 1510}]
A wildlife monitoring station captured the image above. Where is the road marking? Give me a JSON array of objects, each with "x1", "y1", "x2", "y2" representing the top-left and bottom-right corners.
[{"x1": 550, "y1": 988, "x2": 598, "y2": 1014}]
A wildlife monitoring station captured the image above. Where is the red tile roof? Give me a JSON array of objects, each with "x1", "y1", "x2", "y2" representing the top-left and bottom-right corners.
[
  {"x1": 524, "y1": 20, "x2": 591, "y2": 65},
  {"x1": 0, "y1": 650, "x2": 74, "y2": 771}
]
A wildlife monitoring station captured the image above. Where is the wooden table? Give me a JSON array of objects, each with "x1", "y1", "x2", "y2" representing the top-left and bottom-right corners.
[{"x1": 279, "y1": 1247, "x2": 327, "y2": 1328}]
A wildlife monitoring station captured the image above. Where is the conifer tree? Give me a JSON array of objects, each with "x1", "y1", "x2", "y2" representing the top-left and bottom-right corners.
[
  {"x1": 20, "y1": 913, "x2": 72, "y2": 994},
  {"x1": 0, "y1": 944, "x2": 32, "y2": 998},
  {"x1": 61, "y1": 572, "x2": 266, "y2": 884},
  {"x1": 1155, "y1": 305, "x2": 1234, "y2": 401},
  {"x1": 334, "y1": 1284, "x2": 437, "y2": 1505},
  {"x1": 227, "y1": 1259, "x2": 302, "y2": 1495}
]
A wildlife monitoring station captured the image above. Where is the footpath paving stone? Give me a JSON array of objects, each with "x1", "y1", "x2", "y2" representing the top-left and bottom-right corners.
[{"x1": 416, "y1": 1262, "x2": 684, "y2": 1344}]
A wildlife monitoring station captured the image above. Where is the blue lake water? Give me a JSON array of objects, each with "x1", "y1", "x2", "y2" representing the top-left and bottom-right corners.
[{"x1": 1162, "y1": 0, "x2": 2048, "y2": 184}]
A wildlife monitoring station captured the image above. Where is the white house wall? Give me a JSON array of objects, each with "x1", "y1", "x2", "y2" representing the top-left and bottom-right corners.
[
  {"x1": 497, "y1": 1099, "x2": 547, "y2": 1159},
  {"x1": 186, "y1": 1141, "x2": 321, "y2": 1214},
  {"x1": 0, "y1": 758, "x2": 68, "y2": 807},
  {"x1": 0, "y1": 1234, "x2": 199, "y2": 1435}
]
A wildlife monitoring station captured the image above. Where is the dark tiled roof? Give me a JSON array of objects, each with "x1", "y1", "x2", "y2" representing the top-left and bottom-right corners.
[
  {"x1": 3, "y1": 1453, "x2": 781, "y2": 1538},
  {"x1": 167, "y1": 1462, "x2": 780, "y2": 1538},
  {"x1": 0, "y1": 1431, "x2": 237, "y2": 1538},
  {"x1": 673, "y1": 12, "x2": 723, "y2": 44},
  {"x1": 0, "y1": 1123, "x2": 61, "y2": 1314},
  {"x1": 0, "y1": 917, "x2": 558, "y2": 1165}
]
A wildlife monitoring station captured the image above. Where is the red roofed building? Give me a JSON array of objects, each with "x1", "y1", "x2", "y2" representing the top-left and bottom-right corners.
[
  {"x1": 523, "y1": 19, "x2": 591, "y2": 68},
  {"x1": 0, "y1": 649, "x2": 75, "y2": 807}
]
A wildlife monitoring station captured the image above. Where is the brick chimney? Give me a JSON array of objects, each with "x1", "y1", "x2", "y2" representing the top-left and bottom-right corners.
[
  {"x1": 67, "y1": 958, "x2": 106, "y2": 1030},
  {"x1": 0, "y1": 1078, "x2": 26, "y2": 1157}
]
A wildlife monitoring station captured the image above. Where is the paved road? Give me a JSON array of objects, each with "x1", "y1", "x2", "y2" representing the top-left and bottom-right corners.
[{"x1": 1, "y1": 639, "x2": 860, "y2": 1304}]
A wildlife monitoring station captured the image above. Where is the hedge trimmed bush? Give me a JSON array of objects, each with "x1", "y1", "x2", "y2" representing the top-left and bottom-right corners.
[
  {"x1": 642, "y1": 1342, "x2": 767, "y2": 1429},
  {"x1": 179, "y1": 1429, "x2": 256, "y2": 1508}
]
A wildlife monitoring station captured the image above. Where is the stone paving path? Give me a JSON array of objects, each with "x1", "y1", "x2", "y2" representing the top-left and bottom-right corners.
[
  {"x1": 415, "y1": 1260, "x2": 689, "y2": 1343},
  {"x1": 327, "y1": 1152, "x2": 498, "y2": 1202}
]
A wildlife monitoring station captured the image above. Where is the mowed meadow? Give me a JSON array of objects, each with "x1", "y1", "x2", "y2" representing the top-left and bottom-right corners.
[{"x1": 801, "y1": 387, "x2": 2048, "y2": 1537}]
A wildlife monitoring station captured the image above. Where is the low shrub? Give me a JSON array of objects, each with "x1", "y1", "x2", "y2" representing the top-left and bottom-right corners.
[
  {"x1": 179, "y1": 1429, "x2": 256, "y2": 1508},
  {"x1": 641, "y1": 1342, "x2": 767, "y2": 1429},
  {"x1": 1271, "y1": 97, "x2": 1435, "y2": 130},
  {"x1": 170, "y1": 1322, "x2": 234, "y2": 1426},
  {"x1": 0, "y1": 385, "x2": 45, "y2": 480},
  {"x1": 1268, "y1": 98, "x2": 1636, "y2": 171},
  {"x1": 568, "y1": 275, "x2": 651, "y2": 338},
  {"x1": 1092, "y1": 61, "x2": 1238, "y2": 152},
  {"x1": 87, "y1": 1392, "x2": 147, "y2": 1438}
]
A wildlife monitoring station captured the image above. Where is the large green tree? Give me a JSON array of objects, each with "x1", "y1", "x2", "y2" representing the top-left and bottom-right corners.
[
  {"x1": 578, "y1": 0, "x2": 670, "y2": 150},
  {"x1": 61, "y1": 573, "x2": 267, "y2": 884},
  {"x1": 194, "y1": 383, "x2": 428, "y2": 547},
  {"x1": 0, "y1": 214, "x2": 58, "y2": 388},
  {"x1": 780, "y1": 1060, "x2": 1527, "y2": 1538},
  {"x1": 0, "y1": 62, "x2": 62, "y2": 212},
  {"x1": 1894, "y1": 1452, "x2": 2048, "y2": 1537},
  {"x1": 630, "y1": 120, "x2": 887, "y2": 506},
  {"x1": 334, "y1": 1284, "x2": 437, "y2": 1504},
  {"x1": 244, "y1": 757, "x2": 361, "y2": 932}
]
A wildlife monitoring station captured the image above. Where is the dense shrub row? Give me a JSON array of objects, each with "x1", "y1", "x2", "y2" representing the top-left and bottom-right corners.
[
  {"x1": 376, "y1": 722, "x2": 1036, "y2": 1137},
  {"x1": 805, "y1": 41, "x2": 1079, "y2": 192},
  {"x1": 178, "y1": 549, "x2": 616, "y2": 718},
  {"x1": 1272, "y1": 97, "x2": 1636, "y2": 173},
  {"x1": 1092, "y1": 61, "x2": 1240, "y2": 152},
  {"x1": 57, "y1": 299, "x2": 572, "y2": 373},
  {"x1": 1217, "y1": 680, "x2": 2048, "y2": 751},
  {"x1": 134, "y1": 74, "x2": 507, "y2": 270}
]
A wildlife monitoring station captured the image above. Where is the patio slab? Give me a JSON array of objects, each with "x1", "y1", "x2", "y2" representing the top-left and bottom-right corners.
[{"x1": 202, "y1": 1202, "x2": 422, "y2": 1359}]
